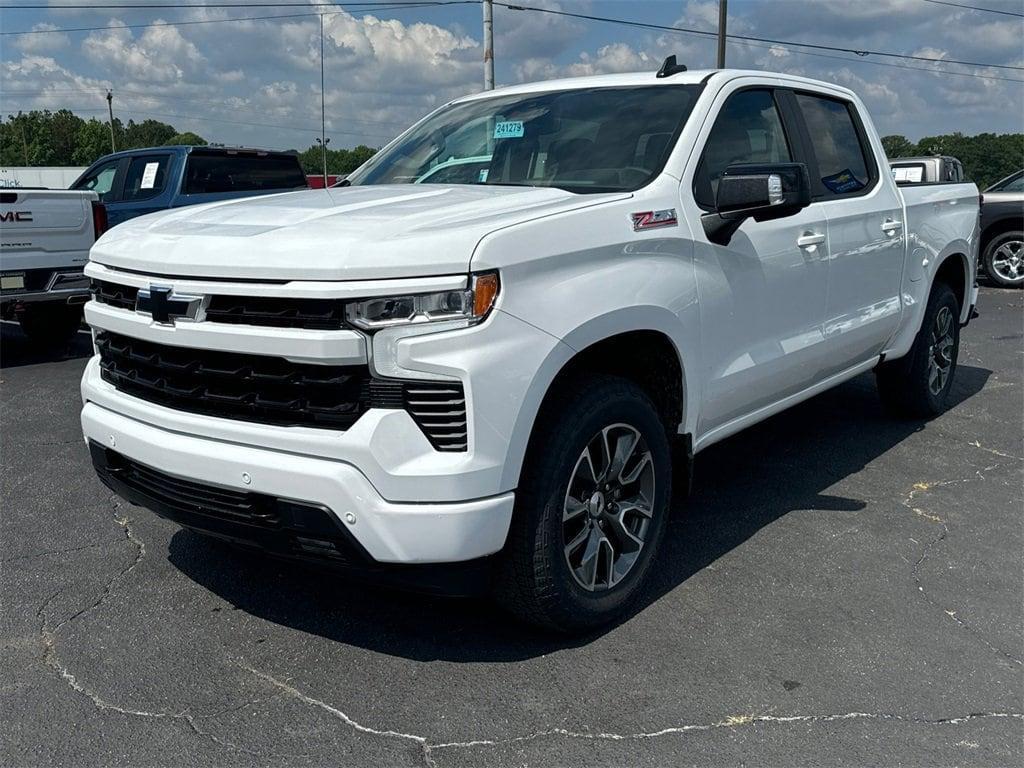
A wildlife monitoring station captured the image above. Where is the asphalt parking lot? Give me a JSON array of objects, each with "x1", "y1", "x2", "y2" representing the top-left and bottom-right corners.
[{"x1": 1, "y1": 286, "x2": 1021, "y2": 767}]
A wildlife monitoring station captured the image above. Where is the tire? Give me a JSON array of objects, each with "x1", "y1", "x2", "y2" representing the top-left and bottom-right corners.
[
  {"x1": 982, "y1": 230, "x2": 1024, "y2": 288},
  {"x1": 496, "y1": 375, "x2": 672, "y2": 632},
  {"x1": 17, "y1": 304, "x2": 83, "y2": 349},
  {"x1": 876, "y1": 281, "x2": 960, "y2": 418}
]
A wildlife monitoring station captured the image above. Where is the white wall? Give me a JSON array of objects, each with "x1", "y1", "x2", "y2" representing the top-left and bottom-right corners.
[{"x1": 0, "y1": 167, "x2": 87, "y2": 189}]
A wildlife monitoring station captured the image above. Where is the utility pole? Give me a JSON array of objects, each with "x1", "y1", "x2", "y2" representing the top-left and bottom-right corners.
[
  {"x1": 319, "y1": 14, "x2": 329, "y2": 185},
  {"x1": 106, "y1": 89, "x2": 116, "y2": 153},
  {"x1": 483, "y1": 0, "x2": 494, "y2": 90},
  {"x1": 716, "y1": 0, "x2": 727, "y2": 68}
]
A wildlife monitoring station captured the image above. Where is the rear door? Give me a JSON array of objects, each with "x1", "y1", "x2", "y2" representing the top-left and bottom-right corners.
[
  {"x1": 685, "y1": 85, "x2": 831, "y2": 437},
  {"x1": 791, "y1": 91, "x2": 905, "y2": 371},
  {"x1": 176, "y1": 151, "x2": 308, "y2": 207}
]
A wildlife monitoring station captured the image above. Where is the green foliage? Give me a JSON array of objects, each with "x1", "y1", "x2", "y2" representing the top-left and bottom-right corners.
[
  {"x1": 164, "y1": 132, "x2": 208, "y2": 146},
  {"x1": 881, "y1": 132, "x2": 1024, "y2": 189},
  {"x1": 0, "y1": 110, "x2": 207, "y2": 167},
  {"x1": 298, "y1": 144, "x2": 377, "y2": 176}
]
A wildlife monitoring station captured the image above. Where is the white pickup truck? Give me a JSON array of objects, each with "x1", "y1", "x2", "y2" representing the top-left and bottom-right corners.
[
  {"x1": 80, "y1": 65, "x2": 979, "y2": 631},
  {"x1": 1, "y1": 189, "x2": 106, "y2": 346}
]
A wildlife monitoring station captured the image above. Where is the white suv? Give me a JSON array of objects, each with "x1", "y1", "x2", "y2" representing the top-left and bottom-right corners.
[{"x1": 81, "y1": 65, "x2": 979, "y2": 630}]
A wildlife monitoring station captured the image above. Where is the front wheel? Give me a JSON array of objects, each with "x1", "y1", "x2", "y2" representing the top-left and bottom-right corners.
[
  {"x1": 496, "y1": 376, "x2": 672, "y2": 632},
  {"x1": 983, "y1": 231, "x2": 1024, "y2": 288},
  {"x1": 876, "y1": 281, "x2": 960, "y2": 418}
]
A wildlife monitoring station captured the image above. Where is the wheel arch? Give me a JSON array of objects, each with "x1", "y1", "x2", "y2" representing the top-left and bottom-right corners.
[{"x1": 502, "y1": 307, "x2": 695, "y2": 492}]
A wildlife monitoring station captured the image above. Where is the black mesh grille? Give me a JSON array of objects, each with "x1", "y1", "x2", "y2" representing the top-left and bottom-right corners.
[
  {"x1": 97, "y1": 331, "x2": 368, "y2": 429},
  {"x1": 91, "y1": 280, "x2": 139, "y2": 310},
  {"x1": 92, "y1": 280, "x2": 347, "y2": 330},
  {"x1": 205, "y1": 294, "x2": 347, "y2": 330}
]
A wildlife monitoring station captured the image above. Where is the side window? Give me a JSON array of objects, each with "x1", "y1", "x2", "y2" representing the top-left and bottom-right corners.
[
  {"x1": 694, "y1": 89, "x2": 792, "y2": 209},
  {"x1": 795, "y1": 94, "x2": 874, "y2": 197},
  {"x1": 122, "y1": 155, "x2": 171, "y2": 201},
  {"x1": 73, "y1": 160, "x2": 120, "y2": 202}
]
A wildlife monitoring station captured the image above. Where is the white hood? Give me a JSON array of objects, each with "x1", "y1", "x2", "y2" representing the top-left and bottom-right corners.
[{"x1": 90, "y1": 185, "x2": 629, "y2": 281}]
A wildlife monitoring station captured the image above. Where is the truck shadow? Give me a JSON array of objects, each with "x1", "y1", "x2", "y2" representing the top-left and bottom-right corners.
[
  {"x1": 167, "y1": 364, "x2": 991, "y2": 661},
  {"x1": 0, "y1": 321, "x2": 93, "y2": 368}
]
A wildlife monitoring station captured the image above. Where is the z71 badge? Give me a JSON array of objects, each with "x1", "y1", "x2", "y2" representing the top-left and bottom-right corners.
[{"x1": 631, "y1": 209, "x2": 678, "y2": 231}]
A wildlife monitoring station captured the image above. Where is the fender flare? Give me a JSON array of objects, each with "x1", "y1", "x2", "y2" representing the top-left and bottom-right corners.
[{"x1": 500, "y1": 305, "x2": 697, "y2": 491}]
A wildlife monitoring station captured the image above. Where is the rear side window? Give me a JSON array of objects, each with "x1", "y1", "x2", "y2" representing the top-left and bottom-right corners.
[
  {"x1": 795, "y1": 94, "x2": 874, "y2": 197},
  {"x1": 694, "y1": 89, "x2": 792, "y2": 209},
  {"x1": 73, "y1": 160, "x2": 120, "y2": 202},
  {"x1": 183, "y1": 154, "x2": 307, "y2": 195},
  {"x1": 122, "y1": 155, "x2": 171, "y2": 201}
]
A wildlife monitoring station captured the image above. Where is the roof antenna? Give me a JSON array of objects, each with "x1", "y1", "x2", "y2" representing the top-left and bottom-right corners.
[{"x1": 656, "y1": 55, "x2": 688, "y2": 78}]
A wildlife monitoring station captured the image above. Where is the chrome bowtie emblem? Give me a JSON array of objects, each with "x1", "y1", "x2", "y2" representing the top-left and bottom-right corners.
[{"x1": 136, "y1": 285, "x2": 203, "y2": 324}]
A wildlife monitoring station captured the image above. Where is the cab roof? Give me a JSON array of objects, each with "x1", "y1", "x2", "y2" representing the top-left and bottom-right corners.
[{"x1": 454, "y1": 68, "x2": 857, "y2": 103}]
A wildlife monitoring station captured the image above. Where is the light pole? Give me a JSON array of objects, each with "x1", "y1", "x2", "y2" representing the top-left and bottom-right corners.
[
  {"x1": 716, "y1": 0, "x2": 727, "y2": 68},
  {"x1": 106, "y1": 89, "x2": 116, "y2": 153},
  {"x1": 316, "y1": 137, "x2": 330, "y2": 185},
  {"x1": 319, "y1": 13, "x2": 329, "y2": 187},
  {"x1": 483, "y1": 0, "x2": 494, "y2": 90}
]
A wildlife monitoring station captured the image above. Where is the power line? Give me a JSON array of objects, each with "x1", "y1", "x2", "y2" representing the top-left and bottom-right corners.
[
  {"x1": 0, "y1": 1, "x2": 468, "y2": 7},
  {"x1": 0, "y1": 87, "x2": 411, "y2": 127},
  {"x1": 920, "y1": 0, "x2": 1024, "y2": 18},
  {"x1": 496, "y1": 1, "x2": 1024, "y2": 73},
  {"x1": 0, "y1": 3, "x2": 467, "y2": 35}
]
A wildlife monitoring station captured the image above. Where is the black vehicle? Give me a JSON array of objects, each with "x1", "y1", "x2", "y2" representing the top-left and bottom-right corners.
[{"x1": 980, "y1": 170, "x2": 1024, "y2": 288}]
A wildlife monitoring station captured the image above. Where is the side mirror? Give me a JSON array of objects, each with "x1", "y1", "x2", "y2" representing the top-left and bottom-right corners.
[{"x1": 701, "y1": 163, "x2": 812, "y2": 246}]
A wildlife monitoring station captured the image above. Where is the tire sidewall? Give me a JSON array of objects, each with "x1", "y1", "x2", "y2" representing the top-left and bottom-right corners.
[
  {"x1": 984, "y1": 231, "x2": 1024, "y2": 288},
  {"x1": 520, "y1": 378, "x2": 672, "y2": 628},
  {"x1": 914, "y1": 283, "x2": 960, "y2": 412}
]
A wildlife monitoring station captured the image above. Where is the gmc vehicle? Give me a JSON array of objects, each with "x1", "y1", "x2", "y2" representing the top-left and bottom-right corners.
[
  {"x1": 71, "y1": 145, "x2": 308, "y2": 228},
  {"x1": 980, "y1": 169, "x2": 1023, "y2": 287},
  {"x1": 1, "y1": 188, "x2": 106, "y2": 346},
  {"x1": 81, "y1": 66, "x2": 979, "y2": 631}
]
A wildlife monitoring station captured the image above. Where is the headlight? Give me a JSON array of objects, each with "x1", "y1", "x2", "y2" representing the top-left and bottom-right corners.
[{"x1": 346, "y1": 272, "x2": 499, "y2": 330}]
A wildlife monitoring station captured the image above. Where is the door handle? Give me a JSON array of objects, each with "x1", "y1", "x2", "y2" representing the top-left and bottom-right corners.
[
  {"x1": 882, "y1": 219, "x2": 903, "y2": 235},
  {"x1": 797, "y1": 232, "x2": 826, "y2": 248}
]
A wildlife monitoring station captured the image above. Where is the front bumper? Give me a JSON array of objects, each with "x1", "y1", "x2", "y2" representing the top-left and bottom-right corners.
[{"x1": 82, "y1": 400, "x2": 514, "y2": 565}]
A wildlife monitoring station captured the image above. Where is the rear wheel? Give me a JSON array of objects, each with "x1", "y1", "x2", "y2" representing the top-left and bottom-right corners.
[
  {"x1": 876, "y1": 281, "x2": 960, "y2": 418},
  {"x1": 496, "y1": 376, "x2": 671, "y2": 632},
  {"x1": 982, "y1": 230, "x2": 1024, "y2": 288},
  {"x1": 17, "y1": 304, "x2": 83, "y2": 349}
]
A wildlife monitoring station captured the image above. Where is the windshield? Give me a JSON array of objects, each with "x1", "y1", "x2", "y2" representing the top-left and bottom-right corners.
[{"x1": 348, "y1": 85, "x2": 701, "y2": 194}]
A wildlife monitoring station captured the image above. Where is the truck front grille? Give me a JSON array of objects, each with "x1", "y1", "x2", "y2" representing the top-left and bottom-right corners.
[
  {"x1": 92, "y1": 280, "x2": 347, "y2": 330},
  {"x1": 96, "y1": 331, "x2": 366, "y2": 429},
  {"x1": 95, "y1": 331, "x2": 469, "y2": 449}
]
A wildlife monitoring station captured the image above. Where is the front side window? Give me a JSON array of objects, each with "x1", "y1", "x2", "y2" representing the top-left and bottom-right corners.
[
  {"x1": 795, "y1": 94, "x2": 873, "y2": 197},
  {"x1": 73, "y1": 160, "x2": 120, "y2": 202},
  {"x1": 348, "y1": 85, "x2": 702, "y2": 194},
  {"x1": 694, "y1": 89, "x2": 792, "y2": 208},
  {"x1": 122, "y1": 155, "x2": 170, "y2": 201}
]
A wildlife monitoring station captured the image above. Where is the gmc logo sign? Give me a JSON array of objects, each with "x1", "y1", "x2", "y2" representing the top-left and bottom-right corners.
[{"x1": 0, "y1": 211, "x2": 33, "y2": 223}]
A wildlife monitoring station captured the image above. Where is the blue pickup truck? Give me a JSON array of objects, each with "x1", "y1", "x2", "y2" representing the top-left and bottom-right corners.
[{"x1": 70, "y1": 145, "x2": 309, "y2": 227}]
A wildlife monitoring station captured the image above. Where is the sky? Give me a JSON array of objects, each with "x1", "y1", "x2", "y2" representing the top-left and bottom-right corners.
[{"x1": 1, "y1": 0, "x2": 1022, "y2": 152}]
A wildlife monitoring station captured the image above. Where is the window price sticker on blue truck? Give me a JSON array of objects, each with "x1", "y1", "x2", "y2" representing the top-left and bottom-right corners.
[{"x1": 494, "y1": 121, "x2": 524, "y2": 139}]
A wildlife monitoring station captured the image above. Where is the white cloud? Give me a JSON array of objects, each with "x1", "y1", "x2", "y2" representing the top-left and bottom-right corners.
[{"x1": 11, "y1": 23, "x2": 71, "y2": 54}]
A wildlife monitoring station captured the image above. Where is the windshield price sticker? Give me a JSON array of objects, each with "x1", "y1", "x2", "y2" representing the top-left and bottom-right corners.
[{"x1": 494, "y1": 121, "x2": 524, "y2": 139}]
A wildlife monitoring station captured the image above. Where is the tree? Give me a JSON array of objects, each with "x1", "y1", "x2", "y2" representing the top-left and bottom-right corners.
[
  {"x1": 72, "y1": 119, "x2": 115, "y2": 165},
  {"x1": 122, "y1": 118, "x2": 178, "y2": 149},
  {"x1": 881, "y1": 135, "x2": 917, "y2": 159},
  {"x1": 164, "y1": 132, "x2": 207, "y2": 146}
]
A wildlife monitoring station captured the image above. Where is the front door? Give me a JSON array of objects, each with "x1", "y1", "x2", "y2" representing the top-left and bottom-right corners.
[{"x1": 686, "y1": 87, "x2": 831, "y2": 438}]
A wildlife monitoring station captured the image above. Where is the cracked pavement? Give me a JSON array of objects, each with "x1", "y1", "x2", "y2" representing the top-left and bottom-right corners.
[{"x1": 1, "y1": 286, "x2": 1021, "y2": 767}]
